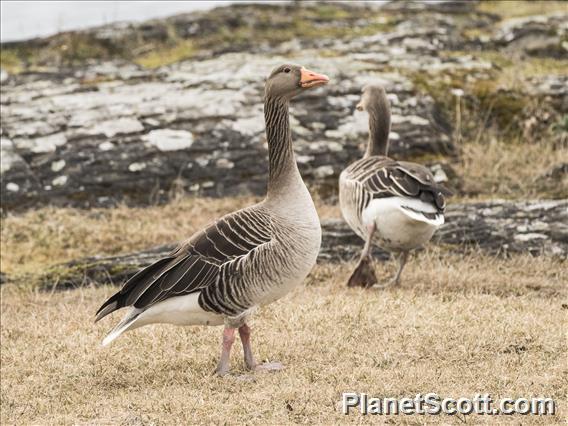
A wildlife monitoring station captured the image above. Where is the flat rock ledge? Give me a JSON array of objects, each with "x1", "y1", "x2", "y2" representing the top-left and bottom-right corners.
[
  {"x1": 2, "y1": 3, "x2": 566, "y2": 211},
  {"x1": 32, "y1": 199, "x2": 567, "y2": 290},
  {"x1": 0, "y1": 53, "x2": 457, "y2": 211}
]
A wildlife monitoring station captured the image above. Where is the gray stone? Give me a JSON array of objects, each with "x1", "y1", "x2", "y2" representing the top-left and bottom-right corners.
[
  {"x1": 144, "y1": 129, "x2": 194, "y2": 152},
  {"x1": 0, "y1": 2, "x2": 564, "y2": 211},
  {"x1": 0, "y1": 51, "x2": 459, "y2": 211},
  {"x1": 38, "y1": 200, "x2": 568, "y2": 289}
]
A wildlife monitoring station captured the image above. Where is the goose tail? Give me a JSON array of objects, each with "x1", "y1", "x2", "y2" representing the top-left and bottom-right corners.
[
  {"x1": 396, "y1": 197, "x2": 445, "y2": 227},
  {"x1": 101, "y1": 310, "x2": 141, "y2": 346},
  {"x1": 400, "y1": 205, "x2": 445, "y2": 226}
]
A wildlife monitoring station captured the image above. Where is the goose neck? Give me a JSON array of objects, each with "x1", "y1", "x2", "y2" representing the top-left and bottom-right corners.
[
  {"x1": 364, "y1": 98, "x2": 391, "y2": 158},
  {"x1": 264, "y1": 96, "x2": 300, "y2": 197}
]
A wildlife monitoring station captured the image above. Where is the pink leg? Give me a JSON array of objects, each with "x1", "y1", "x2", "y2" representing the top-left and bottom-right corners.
[
  {"x1": 239, "y1": 324, "x2": 283, "y2": 372},
  {"x1": 238, "y1": 324, "x2": 256, "y2": 369},
  {"x1": 360, "y1": 223, "x2": 376, "y2": 259},
  {"x1": 215, "y1": 327, "x2": 236, "y2": 376}
]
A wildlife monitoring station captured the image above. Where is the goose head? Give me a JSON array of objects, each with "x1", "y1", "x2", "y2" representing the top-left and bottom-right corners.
[
  {"x1": 356, "y1": 85, "x2": 388, "y2": 112},
  {"x1": 265, "y1": 64, "x2": 329, "y2": 99}
]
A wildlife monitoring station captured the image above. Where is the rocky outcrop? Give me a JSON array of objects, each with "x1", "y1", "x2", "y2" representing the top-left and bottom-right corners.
[
  {"x1": 38, "y1": 200, "x2": 567, "y2": 289},
  {"x1": 1, "y1": 2, "x2": 566, "y2": 211},
  {"x1": 1, "y1": 58, "x2": 456, "y2": 211},
  {"x1": 0, "y1": 2, "x2": 503, "y2": 211},
  {"x1": 487, "y1": 12, "x2": 568, "y2": 58},
  {"x1": 1, "y1": 55, "x2": 461, "y2": 211}
]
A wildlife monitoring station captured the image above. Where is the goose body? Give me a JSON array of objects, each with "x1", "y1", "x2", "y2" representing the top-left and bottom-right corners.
[
  {"x1": 340, "y1": 158, "x2": 445, "y2": 252},
  {"x1": 101, "y1": 199, "x2": 320, "y2": 345},
  {"x1": 363, "y1": 197, "x2": 442, "y2": 249},
  {"x1": 339, "y1": 86, "x2": 450, "y2": 288},
  {"x1": 96, "y1": 64, "x2": 329, "y2": 375}
]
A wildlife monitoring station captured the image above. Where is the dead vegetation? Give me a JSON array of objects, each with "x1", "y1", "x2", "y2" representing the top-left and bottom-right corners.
[
  {"x1": 457, "y1": 136, "x2": 567, "y2": 199},
  {"x1": 0, "y1": 3, "x2": 393, "y2": 72},
  {"x1": 1, "y1": 197, "x2": 566, "y2": 424},
  {"x1": 478, "y1": 0, "x2": 568, "y2": 19},
  {"x1": 0, "y1": 196, "x2": 256, "y2": 277},
  {"x1": 0, "y1": 196, "x2": 341, "y2": 278},
  {"x1": 407, "y1": 49, "x2": 567, "y2": 199},
  {"x1": 1, "y1": 251, "x2": 565, "y2": 425},
  {"x1": 1, "y1": 1, "x2": 566, "y2": 423}
]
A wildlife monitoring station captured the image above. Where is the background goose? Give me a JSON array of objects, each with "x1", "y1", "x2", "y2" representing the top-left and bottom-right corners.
[
  {"x1": 95, "y1": 64, "x2": 329, "y2": 375},
  {"x1": 339, "y1": 85, "x2": 452, "y2": 288}
]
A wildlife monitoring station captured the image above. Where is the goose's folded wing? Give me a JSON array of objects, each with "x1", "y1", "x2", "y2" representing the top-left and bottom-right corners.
[
  {"x1": 95, "y1": 208, "x2": 273, "y2": 321},
  {"x1": 356, "y1": 158, "x2": 452, "y2": 212}
]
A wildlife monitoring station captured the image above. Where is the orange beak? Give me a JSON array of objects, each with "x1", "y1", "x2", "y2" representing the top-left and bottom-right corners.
[{"x1": 300, "y1": 68, "x2": 330, "y2": 88}]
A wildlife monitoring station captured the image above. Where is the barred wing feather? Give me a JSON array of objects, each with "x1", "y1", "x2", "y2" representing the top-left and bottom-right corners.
[
  {"x1": 95, "y1": 207, "x2": 273, "y2": 322},
  {"x1": 345, "y1": 157, "x2": 452, "y2": 212}
]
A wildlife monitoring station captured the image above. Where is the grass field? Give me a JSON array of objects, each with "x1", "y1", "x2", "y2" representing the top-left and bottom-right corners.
[
  {"x1": 1, "y1": 124, "x2": 566, "y2": 424},
  {"x1": 1, "y1": 254, "x2": 566, "y2": 424},
  {"x1": 1, "y1": 196, "x2": 566, "y2": 423},
  {"x1": 1, "y1": 1, "x2": 566, "y2": 421}
]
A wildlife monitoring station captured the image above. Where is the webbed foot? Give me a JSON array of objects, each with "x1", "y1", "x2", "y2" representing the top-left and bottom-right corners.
[{"x1": 347, "y1": 257, "x2": 378, "y2": 288}]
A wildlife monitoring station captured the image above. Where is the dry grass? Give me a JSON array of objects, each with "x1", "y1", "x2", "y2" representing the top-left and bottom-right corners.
[
  {"x1": 2, "y1": 194, "x2": 565, "y2": 424},
  {"x1": 0, "y1": 196, "x2": 255, "y2": 276},
  {"x1": 478, "y1": 1, "x2": 568, "y2": 19},
  {"x1": 1, "y1": 198, "x2": 565, "y2": 424},
  {"x1": 0, "y1": 196, "x2": 340, "y2": 277},
  {"x1": 442, "y1": 51, "x2": 568, "y2": 89},
  {"x1": 135, "y1": 40, "x2": 196, "y2": 69},
  {"x1": 413, "y1": 49, "x2": 567, "y2": 199},
  {"x1": 1, "y1": 1, "x2": 566, "y2": 421},
  {"x1": 457, "y1": 138, "x2": 568, "y2": 198},
  {"x1": 1, "y1": 251, "x2": 565, "y2": 425}
]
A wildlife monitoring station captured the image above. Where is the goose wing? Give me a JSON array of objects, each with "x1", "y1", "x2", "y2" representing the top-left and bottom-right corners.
[
  {"x1": 346, "y1": 156, "x2": 452, "y2": 211},
  {"x1": 95, "y1": 207, "x2": 272, "y2": 321}
]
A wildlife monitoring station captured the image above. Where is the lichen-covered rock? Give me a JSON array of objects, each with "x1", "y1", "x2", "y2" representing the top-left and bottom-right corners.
[
  {"x1": 1, "y1": 2, "x2": 565, "y2": 211},
  {"x1": 37, "y1": 200, "x2": 567, "y2": 289},
  {"x1": 1, "y1": 52, "x2": 459, "y2": 211},
  {"x1": 0, "y1": 69, "x2": 8, "y2": 83},
  {"x1": 489, "y1": 12, "x2": 568, "y2": 58}
]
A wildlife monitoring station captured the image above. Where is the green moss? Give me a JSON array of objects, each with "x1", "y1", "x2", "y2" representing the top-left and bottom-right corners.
[
  {"x1": 408, "y1": 71, "x2": 456, "y2": 127},
  {"x1": 192, "y1": 11, "x2": 391, "y2": 49},
  {"x1": 0, "y1": 49, "x2": 23, "y2": 73},
  {"x1": 552, "y1": 115, "x2": 568, "y2": 133},
  {"x1": 135, "y1": 40, "x2": 196, "y2": 69},
  {"x1": 0, "y1": 3, "x2": 397, "y2": 70},
  {"x1": 62, "y1": 36, "x2": 106, "y2": 62},
  {"x1": 37, "y1": 262, "x2": 96, "y2": 290},
  {"x1": 310, "y1": 4, "x2": 351, "y2": 21},
  {"x1": 470, "y1": 80, "x2": 527, "y2": 133},
  {"x1": 406, "y1": 49, "x2": 567, "y2": 141},
  {"x1": 519, "y1": 57, "x2": 568, "y2": 79},
  {"x1": 4, "y1": 263, "x2": 88, "y2": 290},
  {"x1": 443, "y1": 50, "x2": 568, "y2": 82},
  {"x1": 477, "y1": 1, "x2": 568, "y2": 19}
]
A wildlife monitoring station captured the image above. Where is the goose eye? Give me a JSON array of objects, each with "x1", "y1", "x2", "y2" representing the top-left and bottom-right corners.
[{"x1": 283, "y1": 68, "x2": 291, "y2": 73}]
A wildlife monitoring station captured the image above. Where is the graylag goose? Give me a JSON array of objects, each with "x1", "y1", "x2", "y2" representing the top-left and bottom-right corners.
[
  {"x1": 339, "y1": 85, "x2": 451, "y2": 288},
  {"x1": 95, "y1": 64, "x2": 329, "y2": 375}
]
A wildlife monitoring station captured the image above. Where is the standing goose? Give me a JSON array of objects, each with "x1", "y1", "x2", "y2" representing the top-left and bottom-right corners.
[
  {"x1": 95, "y1": 64, "x2": 329, "y2": 375},
  {"x1": 339, "y1": 85, "x2": 451, "y2": 288}
]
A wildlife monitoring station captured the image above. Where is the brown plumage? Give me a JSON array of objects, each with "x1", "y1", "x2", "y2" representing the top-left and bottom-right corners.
[
  {"x1": 96, "y1": 64, "x2": 329, "y2": 376},
  {"x1": 340, "y1": 85, "x2": 452, "y2": 288}
]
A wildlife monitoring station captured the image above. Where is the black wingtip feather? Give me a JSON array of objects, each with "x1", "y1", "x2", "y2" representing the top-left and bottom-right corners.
[
  {"x1": 94, "y1": 292, "x2": 123, "y2": 322},
  {"x1": 437, "y1": 185, "x2": 454, "y2": 197},
  {"x1": 94, "y1": 256, "x2": 183, "y2": 322}
]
